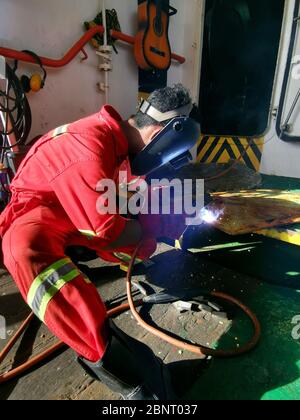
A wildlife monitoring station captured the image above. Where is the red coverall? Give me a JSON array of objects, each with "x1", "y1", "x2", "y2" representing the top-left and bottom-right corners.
[{"x1": 0, "y1": 106, "x2": 156, "y2": 362}]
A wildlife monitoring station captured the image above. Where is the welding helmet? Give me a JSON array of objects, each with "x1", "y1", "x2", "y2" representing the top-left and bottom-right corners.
[{"x1": 130, "y1": 100, "x2": 200, "y2": 176}]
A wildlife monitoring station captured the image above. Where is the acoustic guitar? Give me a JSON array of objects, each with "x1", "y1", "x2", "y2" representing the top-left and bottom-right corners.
[{"x1": 134, "y1": 0, "x2": 177, "y2": 71}]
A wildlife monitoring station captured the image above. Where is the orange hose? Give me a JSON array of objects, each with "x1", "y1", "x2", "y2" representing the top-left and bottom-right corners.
[
  {"x1": 0, "y1": 245, "x2": 261, "y2": 384},
  {"x1": 126, "y1": 243, "x2": 261, "y2": 358}
]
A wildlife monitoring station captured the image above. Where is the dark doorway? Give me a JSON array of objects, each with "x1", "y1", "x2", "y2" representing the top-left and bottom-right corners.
[{"x1": 198, "y1": 0, "x2": 285, "y2": 136}]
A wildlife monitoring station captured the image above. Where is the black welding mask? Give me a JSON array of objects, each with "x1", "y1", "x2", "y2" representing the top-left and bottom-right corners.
[{"x1": 130, "y1": 100, "x2": 200, "y2": 176}]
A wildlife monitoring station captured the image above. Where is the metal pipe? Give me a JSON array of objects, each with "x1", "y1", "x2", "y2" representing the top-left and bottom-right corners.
[
  {"x1": 102, "y1": 0, "x2": 108, "y2": 46},
  {"x1": 0, "y1": 26, "x2": 104, "y2": 68},
  {"x1": 0, "y1": 26, "x2": 185, "y2": 69}
]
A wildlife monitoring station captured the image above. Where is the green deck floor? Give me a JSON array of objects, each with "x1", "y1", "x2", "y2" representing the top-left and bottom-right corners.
[
  {"x1": 180, "y1": 174, "x2": 300, "y2": 400},
  {"x1": 185, "y1": 282, "x2": 300, "y2": 400}
]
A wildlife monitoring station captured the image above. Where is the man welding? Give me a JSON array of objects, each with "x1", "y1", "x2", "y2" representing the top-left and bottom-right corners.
[{"x1": 0, "y1": 84, "x2": 200, "y2": 400}]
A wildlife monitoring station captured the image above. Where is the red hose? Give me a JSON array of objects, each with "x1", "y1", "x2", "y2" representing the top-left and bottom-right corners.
[{"x1": 0, "y1": 244, "x2": 261, "y2": 384}]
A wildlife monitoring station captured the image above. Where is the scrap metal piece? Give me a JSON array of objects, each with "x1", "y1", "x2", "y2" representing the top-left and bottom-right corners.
[
  {"x1": 198, "y1": 303, "x2": 213, "y2": 313},
  {"x1": 207, "y1": 301, "x2": 222, "y2": 312},
  {"x1": 172, "y1": 300, "x2": 193, "y2": 313}
]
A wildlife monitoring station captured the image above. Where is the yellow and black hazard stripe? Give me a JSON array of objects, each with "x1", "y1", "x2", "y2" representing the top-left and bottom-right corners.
[
  {"x1": 257, "y1": 224, "x2": 300, "y2": 247},
  {"x1": 197, "y1": 136, "x2": 264, "y2": 171}
]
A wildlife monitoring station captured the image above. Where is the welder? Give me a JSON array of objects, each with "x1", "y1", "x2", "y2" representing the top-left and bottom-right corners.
[{"x1": 0, "y1": 84, "x2": 200, "y2": 400}]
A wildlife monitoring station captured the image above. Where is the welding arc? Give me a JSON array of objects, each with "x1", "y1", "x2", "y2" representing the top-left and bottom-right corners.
[
  {"x1": 0, "y1": 243, "x2": 261, "y2": 385},
  {"x1": 126, "y1": 243, "x2": 261, "y2": 358}
]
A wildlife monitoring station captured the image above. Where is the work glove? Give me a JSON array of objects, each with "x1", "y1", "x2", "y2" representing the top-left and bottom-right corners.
[
  {"x1": 137, "y1": 184, "x2": 187, "y2": 240},
  {"x1": 139, "y1": 212, "x2": 187, "y2": 240}
]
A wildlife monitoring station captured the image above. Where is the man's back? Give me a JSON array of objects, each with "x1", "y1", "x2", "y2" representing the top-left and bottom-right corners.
[{"x1": 0, "y1": 106, "x2": 129, "y2": 238}]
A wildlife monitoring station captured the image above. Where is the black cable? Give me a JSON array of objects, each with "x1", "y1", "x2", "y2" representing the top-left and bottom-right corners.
[
  {"x1": 0, "y1": 63, "x2": 32, "y2": 149},
  {"x1": 0, "y1": 65, "x2": 25, "y2": 131},
  {"x1": 84, "y1": 8, "x2": 122, "y2": 53}
]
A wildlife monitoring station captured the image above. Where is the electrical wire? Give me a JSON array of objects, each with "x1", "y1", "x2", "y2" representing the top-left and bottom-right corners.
[
  {"x1": 0, "y1": 63, "x2": 32, "y2": 150},
  {"x1": 0, "y1": 66, "x2": 25, "y2": 134}
]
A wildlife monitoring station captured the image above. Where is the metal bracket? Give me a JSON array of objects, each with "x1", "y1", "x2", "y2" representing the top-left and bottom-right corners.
[
  {"x1": 96, "y1": 45, "x2": 113, "y2": 72},
  {"x1": 95, "y1": 52, "x2": 112, "y2": 62}
]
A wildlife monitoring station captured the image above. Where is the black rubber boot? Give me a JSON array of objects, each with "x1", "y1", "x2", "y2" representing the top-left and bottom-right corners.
[{"x1": 78, "y1": 320, "x2": 175, "y2": 400}]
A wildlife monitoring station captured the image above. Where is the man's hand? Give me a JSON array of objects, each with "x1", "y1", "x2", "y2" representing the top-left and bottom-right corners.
[
  {"x1": 102, "y1": 219, "x2": 157, "y2": 262},
  {"x1": 139, "y1": 212, "x2": 186, "y2": 240},
  {"x1": 137, "y1": 183, "x2": 187, "y2": 240},
  {"x1": 103, "y1": 220, "x2": 143, "y2": 250}
]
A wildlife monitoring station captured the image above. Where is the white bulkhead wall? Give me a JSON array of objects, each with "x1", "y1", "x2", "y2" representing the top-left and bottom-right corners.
[
  {"x1": 260, "y1": 0, "x2": 300, "y2": 178},
  {"x1": 0, "y1": 0, "x2": 198, "y2": 141},
  {"x1": 183, "y1": 0, "x2": 300, "y2": 179},
  {"x1": 171, "y1": 0, "x2": 300, "y2": 179},
  {"x1": 0, "y1": 0, "x2": 139, "y2": 138},
  {"x1": 1, "y1": 0, "x2": 102, "y2": 138},
  {"x1": 2, "y1": 1, "x2": 300, "y2": 178}
]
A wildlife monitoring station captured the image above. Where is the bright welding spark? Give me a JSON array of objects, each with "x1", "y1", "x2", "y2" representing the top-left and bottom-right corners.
[{"x1": 200, "y1": 208, "x2": 223, "y2": 224}]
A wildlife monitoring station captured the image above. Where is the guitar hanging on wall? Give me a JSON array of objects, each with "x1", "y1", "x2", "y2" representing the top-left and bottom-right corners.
[{"x1": 134, "y1": 0, "x2": 177, "y2": 71}]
